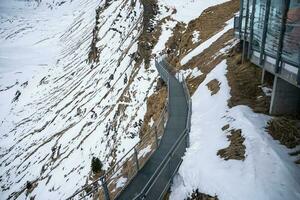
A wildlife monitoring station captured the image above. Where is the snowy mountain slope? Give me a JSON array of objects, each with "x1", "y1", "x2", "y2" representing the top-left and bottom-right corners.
[
  {"x1": 0, "y1": 0, "x2": 235, "y2": 199},
  {"x1": 0, "y1": 0, "x2": 164, "y2": 199}
]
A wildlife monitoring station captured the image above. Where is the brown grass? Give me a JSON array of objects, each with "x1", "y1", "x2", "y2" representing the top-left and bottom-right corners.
[
  {"x1": 206, "y1": 79, "x2": 221, "y2": 95},
  {"x1": 165, "y1": 0, "x2": 240, "y2": 68},
  {"x1": 266, "y1": 117, "x2": 300, "y2": 149},
  {"x1": 226, "y1": 46, "x2": 270, "y2": 113},
  {"x1": 140, "y1": 79, "x2": 167, "y2": 138},
  {"x1": 217, "y1": 129, "x2": 246, "y2": 161}
]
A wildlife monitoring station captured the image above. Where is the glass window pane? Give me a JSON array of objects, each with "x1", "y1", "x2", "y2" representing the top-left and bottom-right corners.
[
  {"x1": 252, "y1": 0, "x2": 267, "y2": 51},
  {"x1": 282, "y1": 0, "x2": 300, "y2": 66},
  {"x1": 241, "y1": 0, "x2": 253, "y2": 34},
  {"x1": 265, "y1": 0, "x2": 283, "y2": 57}
]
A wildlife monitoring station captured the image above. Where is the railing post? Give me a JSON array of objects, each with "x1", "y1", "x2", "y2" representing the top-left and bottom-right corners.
[
  {"x1": 239, "y1": 0, "x2": 244, "y2": 39},
  {"x1": 242, "y1": 0, "x2": 250, "y2": 63},
  {"x1": 185, "y1": 131, "x2": 190, "y2": 148},
  {"x1": 298, "y1": 49, "x2": 300, "y2": 85},
  {"x1": 154, "y1": 126, "x2": 159, "y2": 149},
  {"x1": 168, "y1": 78, "x2": 171, "y2": 117},
  {"x1": 275, "y1": 0, "x2": 290, "y2": 73},
  {"x1": 186, "y1": 101, "x2": 191, "y2": 148},
  {"x1": 101, "y1": 176, "x2": 110, "y2": 200},
  {"x1": 189, "y1": 101, "x2": 192, "y2": 131},
  {"x1": 134, "y1": 147, "x2": 140, "y2": 172}
]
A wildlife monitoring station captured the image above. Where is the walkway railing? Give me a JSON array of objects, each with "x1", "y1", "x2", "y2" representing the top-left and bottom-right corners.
[
  {"x1": 67, "y1": 57, "x2": 191, "y2": 200},
  {"x1": 67, "y1": 104, "x2": 168, "y2": 200},
  {"x1": 129, "y1": 58, "x2": 192, "y2": 199}
]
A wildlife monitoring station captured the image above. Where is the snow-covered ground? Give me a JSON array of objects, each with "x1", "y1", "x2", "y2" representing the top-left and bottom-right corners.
[{"x1": 170, "y1": 60, "x2": 300, "y2": 199}]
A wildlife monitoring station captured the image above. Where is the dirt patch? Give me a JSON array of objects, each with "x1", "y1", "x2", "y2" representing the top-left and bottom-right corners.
[
  {"x1": 164, "y1": 22, "x2": 186, "y2": 68},
  {"x1": 186, "y1": 0, "x2": 239, "y2": 43},
  {"x1": 186, "y1": 189, "x2": 218, "y2": 200},
  {"x1": 226, "y1": 45, "x2": 270, "y2": 114},
  {"x1": 140, "y1": 79, "x2": 167, "y2": 138},
  {"x1": 217, "y1": 129, "x2": 246, "y2": 161},
  {"x1": 222, "y1": 124, "x2": 230, "y2": 131},
  {"x1": 165, "y1": 0, "x2": 239, "y2": 68},
  {"x1": 266, "y1": 117, "x2": 300, "y2": 149},
  {"x1": 137, "y1": 0, "x2": 161, "y2": 68},
  {"x1": 206, "y1": 79, "x2": 220, "y2": 95},
  {"x1": 88, "y1": 7, "x2": 101, "y2": 63},
  {"x1": 184, "y1": 30, "x2": 236, "y2": 96}
]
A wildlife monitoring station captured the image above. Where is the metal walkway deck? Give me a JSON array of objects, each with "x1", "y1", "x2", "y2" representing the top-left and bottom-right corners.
[{"x1": 115, "y1": 58, "x2": 191, "y2": 200}]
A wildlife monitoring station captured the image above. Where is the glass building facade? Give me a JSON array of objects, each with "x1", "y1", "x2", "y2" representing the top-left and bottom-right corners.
[{"x1": 235, "y1": 0, "x2": 300, "y2": 84}]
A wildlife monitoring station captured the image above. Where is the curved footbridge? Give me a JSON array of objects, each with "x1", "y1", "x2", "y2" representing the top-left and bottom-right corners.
[
  {"x1": 116, "y1": 58, "x2": 192, "y2": 200},
  {"x1": 68, "y1": 58, "x2": 191, "y2": 200}
]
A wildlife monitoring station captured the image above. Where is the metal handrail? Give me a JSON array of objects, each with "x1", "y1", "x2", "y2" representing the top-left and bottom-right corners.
[
  {"x1": 133, "y1": 128, "x2": 188, "y2": 200},
  {"x1": 112, "y1": 103, "x2": 168, "y2": 199},
  {"x1": 68, "y1": 67, "x2": 169, "y2": 200}
]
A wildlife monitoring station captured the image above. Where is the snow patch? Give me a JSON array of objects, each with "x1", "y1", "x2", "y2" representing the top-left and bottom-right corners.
[
  {"x1": 152, "y1": 20, "x2": 177, "y2": 55},
  {"x1": 138, "y1": 145, "x2": 152, "y2": 159},
  {"x1": 116, "y1": 177, "x2": 127, "y2": 189},
  {"x1": 192, "y1": 31, "x2": 200, "y2": 44},
  {"x1": 177, "y1": 68, "x2": 203, "y2": 79},
  {"x1": 260, "y1": 86, "x2": 272, "y2": 97},
  {"x1": 148, "y1": 118, "x2": 154, "y2": 127}
]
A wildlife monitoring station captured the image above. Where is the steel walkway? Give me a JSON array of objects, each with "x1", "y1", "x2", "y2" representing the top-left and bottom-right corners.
[
  {"x1": 115, "y1": 58, "x2": 191, "y2": 200},
  {"x1": 67, "y1": 58, "x2": 191, "y2": 200}
]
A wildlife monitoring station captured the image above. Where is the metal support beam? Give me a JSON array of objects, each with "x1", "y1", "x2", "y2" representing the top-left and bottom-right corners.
[
  {"x1": 185, "y1": 132, "x2": 190, "y2": 148},
  {"x1": 275, "y1": 0, "x2": 290, "y2": 73},
  {"x1": 101, "y1": 177, "x2": 111, "y2": 200},
  {"x1": 261, "y1": 69, "x2": 266, "y2": 85},
  {"x1": 270, "y1": 76, "x2": 300, "y2": 115},
  {"x1": 248, "y1": 0, "x2": 256, "y2": 59},
  {"x1": 259, "y1": 0, "x2": 271, "y2": 65},
  {"x1": 242, "y1": 0, "x2": 250, "y2": 63},
  {"x1": 239, "y1": 0, "x2": 244, "y2": 39}
]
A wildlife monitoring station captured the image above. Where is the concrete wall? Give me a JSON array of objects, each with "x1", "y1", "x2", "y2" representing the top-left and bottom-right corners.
[{"x1": 270, "y1": 76, "x2": 300, "y2": 115}]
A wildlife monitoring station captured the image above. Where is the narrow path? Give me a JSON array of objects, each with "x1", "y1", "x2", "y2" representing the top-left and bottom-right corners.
[{"x1": 116, "y1": 58, "x2": 191, "y2": 200}]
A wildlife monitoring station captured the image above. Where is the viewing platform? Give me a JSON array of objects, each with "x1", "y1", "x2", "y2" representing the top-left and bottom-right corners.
[{"x1": 234, "y1": 0, "x2": 300, "y2": 115}]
